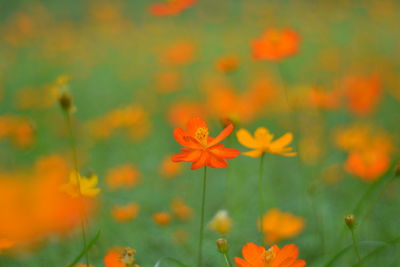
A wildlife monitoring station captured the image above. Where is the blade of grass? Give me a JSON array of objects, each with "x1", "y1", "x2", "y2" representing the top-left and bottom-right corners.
[
  {"x1": 67, "y1": 230, "x2": 100, "y2": 267},
  {"x1": 154, "y1": 257, "x2": 188, "y2": 267}
]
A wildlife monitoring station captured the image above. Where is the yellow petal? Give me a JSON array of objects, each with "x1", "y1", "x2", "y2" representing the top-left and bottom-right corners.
[
  {"x1": 270, "y1": 132, "x2": 293, "y2": 149},
  {"x1": 242, "y1": 149, "x2": 263, "y2": 158},
  {"x1": 236, "y1": 128, "x2": 259, "y2": 149},
  {"x1": 254, "y1": 127, "x2": 273, "y2": 146}
]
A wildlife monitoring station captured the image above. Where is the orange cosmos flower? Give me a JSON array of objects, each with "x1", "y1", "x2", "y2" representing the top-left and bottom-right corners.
[
  {"x1": 159, "y1": 155, "x2": 183, "y2": 179},
  {"x1": 171, "y1": 198, "x2": 193, "y2": 221},
  {"x1": 149, "y1": 0, "x2": 196, "y2": 17},
  {"x1": 261, "y1": 209, "x2": 304, "y2": 244},
  {"x1": 153, "y1": 212, "x2": 172, "y2": 226},
  {"x1": 345, "y1": 147, "x2": 390, "y2": 182},
  {"x1": 171, "y1": 117, "x2": 240, "y2": 170},
  {"x1": 215, "y1": 55, "x2": 239, "y2": 73},
  {"x1": 104, "y1": 247, "x2": 139, "y2": 267},
  {"x1": 111, "y1": 202, "x2": 140, "y2": 223},
  {"x1": 235, "y1": 242, "x2": 306, "y2": 267},
  {"x1": 252, "y1": 29, "x2": 300, "y2": 61},
  {"x1": 106, "y1": 164, "x2": 141, "y2": 191},
  {"x1": 237, "y1": 127, "x2": 296, "y2": 157},
  {"x1": 343, "y1": 74, "x2": 381, "y2": 115}
]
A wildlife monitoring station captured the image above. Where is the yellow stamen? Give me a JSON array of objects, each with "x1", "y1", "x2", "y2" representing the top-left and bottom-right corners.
[{"x1": 195, "y1": 127, "x2": 209, "y2": 146}]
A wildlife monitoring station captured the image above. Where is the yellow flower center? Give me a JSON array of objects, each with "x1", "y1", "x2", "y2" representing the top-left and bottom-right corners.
[
  {"x1": 195, "y1": 127, "x2": 209, "y2": 146},
  {"x1": 262, "y1": 249, "x2": 276, "y2": 267}
]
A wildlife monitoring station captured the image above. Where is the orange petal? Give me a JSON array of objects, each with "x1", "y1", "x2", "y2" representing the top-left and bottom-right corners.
[
  {"x1": 173, "y1": 128, "x2": 202, "y2": 149},
  {"x1": 209, "y1": 144, "x2": 240, "y2": 159},
  {"x1": 186, "y1": 117, "x2": 208, "y2": 137},
  {"x1": 273, "y1": 244, "x2": 299, "y2": 267},
  {"x1": 207, "y1": 153, "x2": 228, "y2": 168},
  {"x1": 242, "y1": 242, "x2": 265, "y2": 266},
  {"x1": 270, "y1": 132, "x2": 293, "y2": 150},
  {"x1": 191, "y1": 152, "x2": 207, "y2": 170},
  {"x1": 242, "y1": 149, "x2": 263, "y2": 158},
  {"x1": 208, "y1": 123, "x2": 234, "y2": 147},
  {"x1": 234, "y1": 257, "x2": 253, "y2": 267},
  {"x1": 172, "y1": 150, "x2": 202, "y2": 162}
]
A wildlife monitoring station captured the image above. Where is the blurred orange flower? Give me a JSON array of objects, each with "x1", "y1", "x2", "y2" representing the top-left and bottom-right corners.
[
  {"x1": 160, "y1": 41, "x2": 196, "y2": 66},
  {"x1": 111, "y1": 203, "x2": 140, "y2": 223},
  {"x1": 308, "y1": 87, "x2": 341, "y2": 110},
  {"x1": 209, "y1": 210, "x2": 233, "y2": 235},
  {"x1": 235, "y1": 242, "x2": 306, "y2": 267},
  {"x1": 149, "y1": 0, "x2": 196, "y2": 17},
  {"x1": 215, "y1": 55, "x2": 239, "y2": 73},
  {"x1": 167, "y1": 102, "x2": 205, "y2": 128},
  {"x1": 153, "y1": 212, "x2": 172, "y2": 226},
  {"x1": 87, "y1": 105, "x2": 151, "y2": 142},
  {"x1": 172, "y1": 117, "x2": 240, "y2": 170},
  {"x1": 261, "y1": 209, "x2": 304, "y2": 244},
  {"x1": 0, "y1": 115, "x2": 34, "y2": 148},
  {"x1": 0, "y1": 155, "x2": 94, "y2": 249},
  {"x1": 159, "y1": 155, "x2": 183, "y2": 179},
  {"x1": 106, "y1": 164, "x2": 141, "y2": 191},
  {"x1": 171, "y1": 198, "x2": 193, "y2": 221},
  {"x1": 104, "y1": 247, "x2": 139, "y2": 267},
  {"x1": 237, "y1": 127, "x2": 296, "y2": 157},
  {"x1": 345, "y1": 146, "x2": 390, "y2": 182},
  {"x1": 155, "y1": 70, "x2": 181, "y2": 93},
  {"x1": 343, "y1": 74, "x2": 381, "y2": 115},
  {"x1": 252, "y1": 29, "x2": 300, "y2": 61}
]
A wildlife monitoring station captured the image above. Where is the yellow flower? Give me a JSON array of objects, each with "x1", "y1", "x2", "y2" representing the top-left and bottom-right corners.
[
  {"x1": 209, "y1": 210, "x2": 233, "y2": 235},
  {"x1": 61, "y1": 171, "x2": 101, "y2": 197},
  {"x1": 236, "y1": 127, "x2": 296, "y2": 157}
]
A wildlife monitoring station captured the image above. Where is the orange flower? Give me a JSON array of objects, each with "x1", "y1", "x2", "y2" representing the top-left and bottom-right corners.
[
  {"x1": 104, "y1": 247, "x2": 139, "y2": 267},
  {"x1": 153, "y1": 212, "x2": 172, "y2": 226},
  {"x1": 235, "y1": 242, "x2": 306, "y2": 267},
  {"x1": 343, "y1": 74, "x2": 381, "y2": 115},
  {"x1": 308, "y1": 87, "x2": 341, "y2": 110},
  {"x1": 215, "y1": 55, "x2": 239, "y2": 73},
  {"x1": 160, "y1": 41, "x2": 196, "y2": 66},
  {"x1": 172, "y1": 117, "x2": 240, "y2": 170},
  {"x1": 167, "y1": 102, "x2": 205, "y2": 128},
  {"x1": 345, "y1": 147, "x2": 390, "y2": 182},
  {"x1": 0, "y1": 115, "x2": 34, "y2": 148},
  {"x1": 0, "y1": 155, "x2": 94, "y2": 249},
  {"x1": 106, "y1": 164, "x2": 141, "y2": 191},
  {"x1": 171, "y1": 198, "x2": 193, "y2": 221},
  {"x1": 111, "y1": 202, "x2": 140, "y2": 223},
  {"x1": 149, "y1": 0, "x2": 196, "y2": 17},
  {"x1": 261, "y1": 209, "x2": 304, "y2": 244},
  {"x1": 252, "y1": 29, "x2": 300, "y2": 61},
  {"x1": 159, "y1": 155, "x2": 183, "y2": 179}
]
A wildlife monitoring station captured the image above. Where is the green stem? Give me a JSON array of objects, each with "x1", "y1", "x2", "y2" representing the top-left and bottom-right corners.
[
  {"x1": 64, "y1": 111, "x2": 90, "y2": 267},
  {"x1": 197, "y1": 167, "x2": 208, "y2": 267},
  {"x1": 223, "y1": 253, "x2": 233, "y2": 267},
  {"x1": 258, "y1": 153, "x2": 265, "y2": 243},
  {"x1": 350, "y1": 229, "x2": 362, "y2": 266}
]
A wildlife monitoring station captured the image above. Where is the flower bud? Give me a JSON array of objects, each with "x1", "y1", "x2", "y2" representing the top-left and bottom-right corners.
[
  {"x1": 59, "y1": 92, "x2": 74, "y2": 112},
  {"x1": 344, "y1": 214, "x2": 355, "y2": 230},
  {"x1": 395, "y1": 162, "x2": 400, "y2": 177},
  {"x1": 216, "y1": 238, "x2": 229, "y2": 254}
]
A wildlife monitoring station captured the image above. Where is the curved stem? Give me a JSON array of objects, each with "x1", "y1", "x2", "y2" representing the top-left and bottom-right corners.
[
  {"x1": 223, "y1": 253, "x2": 233, "y2": 267},
  {"x1": 197, "y1": 167, "x2": 208, "y2": 267},
  {"x1": 64, "y1": 111, "x2": 89, "y2": 267},
  {"x1": 350, "y1": 229, "x2": 362, "y2": 266},
  {"x1": 258, "y1": 153, "x2": 265, "y2": 243}
]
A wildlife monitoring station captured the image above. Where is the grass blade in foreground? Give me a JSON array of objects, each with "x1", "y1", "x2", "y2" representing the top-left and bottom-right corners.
[
  {"x1": 154, "y1": 257, "x2": 188, "y2": 267},
  {"x1": 68, "y1": 230, "x2": 101, "y2": 267}
]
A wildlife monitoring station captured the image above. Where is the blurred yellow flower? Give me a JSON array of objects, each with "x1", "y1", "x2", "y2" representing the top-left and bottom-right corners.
[
  {"x1": 261, "y1": 208, "x2": 304, "y2": 244},
  {"x1": 61, "y1": 171, "x2": 100, "y2": 197},
  {"x1": 208, "y1": 210, "x2": 233, "y2": 235},
  {"x1": 237, "y1": 127, "x2": 296, "y2": 157}
]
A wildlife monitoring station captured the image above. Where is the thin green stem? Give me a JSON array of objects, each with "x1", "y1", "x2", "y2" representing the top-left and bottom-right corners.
[
  {"x1": 350, "y1": 229, "x2": 362, "y2": 266},
  {"x1": 258, "y1": 153, "x2": 265, "y2": 243},
  {"x1": 223, "y1": 253, "x2": 233, "y2": 267},
  {"x1": 64, "y1": 111, "x2": 90, "y2": 267},
  {"x1": 197, "y1": 167, "x2": 208, "y2": 267}
]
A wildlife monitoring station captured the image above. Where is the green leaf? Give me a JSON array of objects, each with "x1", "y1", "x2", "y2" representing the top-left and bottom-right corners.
[
  {"x1": 154, "y1": 257, "x2": 188, "y2": 267},
  {"x1": 67, "y1": 230, "x2": 101, "y2": 267}
]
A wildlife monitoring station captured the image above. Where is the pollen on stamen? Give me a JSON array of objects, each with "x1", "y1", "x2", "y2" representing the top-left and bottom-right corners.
[{"x1": 195, "y1": 127, "x2": 209, "y2": 145}]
